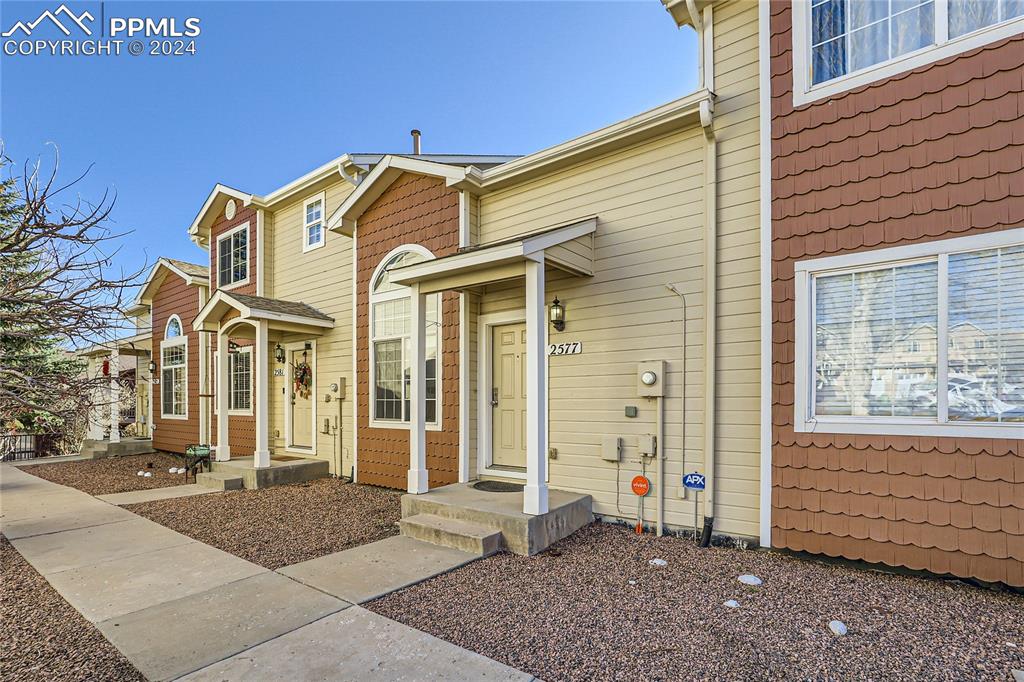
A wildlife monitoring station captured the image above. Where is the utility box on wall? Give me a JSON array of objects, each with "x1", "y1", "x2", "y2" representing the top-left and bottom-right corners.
[
  {"x1": 636, "y1": 361, "x2": 666, "y2": 398},
  {"x1": 601, "y1": 435, "x2": 622, "y2": 462}
]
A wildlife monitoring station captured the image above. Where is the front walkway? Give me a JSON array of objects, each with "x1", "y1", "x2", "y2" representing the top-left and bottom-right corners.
[{"x1": 0, "y1": 464, "x2": 534, "y2": 681}]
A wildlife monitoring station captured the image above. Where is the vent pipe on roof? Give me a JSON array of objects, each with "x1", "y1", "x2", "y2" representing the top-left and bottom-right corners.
[{"x1": 411, "y1": 129, "x2": 422, "y2": 155}]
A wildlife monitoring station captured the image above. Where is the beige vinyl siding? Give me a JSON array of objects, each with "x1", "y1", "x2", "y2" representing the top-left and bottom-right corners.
[
  {"x1": 267, "y1": 179, "x2": 357, "y2": 475},
  {"x1": 472, "y1": 0, "x2": 761, "y2": 539}
]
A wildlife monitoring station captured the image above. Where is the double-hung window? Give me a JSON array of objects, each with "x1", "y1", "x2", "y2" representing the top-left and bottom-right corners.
[
  {"x1": 303, "y1": 193, "x2": 326, "y2": 252},
  {"x1": 160, "y1": 316, "x2": 188, "y2": 419},
  {"x1": 369, "y1": 248, "x2": 440, "y2": 427},
  {"x1": 795, "y1": 0, "x2": 1024, "y2": 103},
  {"x1": 795, "y1": 229, "x2": 1024, "y2": 438},
  {"x1": 217, "y1": 223, "x2": 248, "y2": 288},
  {"x1": 228, "y1": 346, "x2": 252, "y2": 413}
]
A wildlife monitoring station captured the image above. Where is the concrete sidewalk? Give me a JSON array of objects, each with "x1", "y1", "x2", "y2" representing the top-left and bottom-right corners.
[{"x1": 1, "y1": 464, "x2": 533, "y2": 681}]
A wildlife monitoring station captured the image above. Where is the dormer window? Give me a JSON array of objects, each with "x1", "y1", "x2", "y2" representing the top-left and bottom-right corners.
[{"x1": 303, "y1": 192, "x2": 326, "y2": 252}]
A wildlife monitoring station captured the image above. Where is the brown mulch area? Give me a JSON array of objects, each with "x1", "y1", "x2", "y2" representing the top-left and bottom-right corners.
[
  {"x1": 369, "y1": 522, "x2": 1024, "y2": 682},
  {"x1": 0, "y1": 536, "x2": 144, "y2": 682},
  {"x1": 22, "y1": 453, "x2": 188, "y2": 496},
  {"x1": 125, "y1": 478, "x2": 402, "y2": 570}
]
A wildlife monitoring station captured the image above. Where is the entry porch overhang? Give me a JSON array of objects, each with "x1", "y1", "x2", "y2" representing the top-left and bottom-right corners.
[
  {"x1": 192, "y1": 291, "x2": 332, "y2": 470},
  {"x1": 389, "y1": 217, "x2": 597, "y2": 294},
  {"x1": 392, "y1": 217, "x2": 597, "y2": 517},
  {"x1": 193, "y1": 290, "x2": 334, "y2": 336}
]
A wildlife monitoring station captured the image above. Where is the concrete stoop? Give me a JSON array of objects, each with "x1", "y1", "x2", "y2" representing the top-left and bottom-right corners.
[
  {"x1": 400, "y1": 483, "x2": 593, "y2": 556},
  {"x1": 196, "y1": 472, "x2": 244, "y2": 491},
  {"x1": 399, "y1": 514, "x2": 504, "y2": 556},
  {"x1": 208, "y1": 456, "x2": 329, "y2": 490},
  {"x1": 79, "y1": 438, "x2": 156, "y2": 459}
]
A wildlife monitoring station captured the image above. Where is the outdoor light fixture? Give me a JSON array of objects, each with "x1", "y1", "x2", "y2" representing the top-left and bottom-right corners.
[
  {"x1": 275, "y1": 344, "x2": 285, "y2": 364},
  {"x1": 228, "y1": 340, "x2": 240, "y2": 354},
  {"x1": 148, "y1": 360, "x2": 157, "y2": 374},
  {"x1": 549, "y1": 297, "x2": 565, "y2": 332}
]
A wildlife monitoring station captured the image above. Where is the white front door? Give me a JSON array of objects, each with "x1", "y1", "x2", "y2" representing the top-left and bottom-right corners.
[
  {"x1": 288, "y1": 346, "x2": 314, "y2": 449},
  {"x1": 490, "y1": 322, "x2": 527, "y2": 470}
]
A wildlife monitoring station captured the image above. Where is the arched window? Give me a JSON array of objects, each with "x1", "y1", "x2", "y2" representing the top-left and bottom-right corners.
[
  {"x1": 165, "y1": 315, "x2": 183, "y2": 339},
  {"x1": 160, "y1": 315, "x2": 187, "y2": 418},
  {"x1": 369, "y1": 246, "x2": 440, "y2": 425}
]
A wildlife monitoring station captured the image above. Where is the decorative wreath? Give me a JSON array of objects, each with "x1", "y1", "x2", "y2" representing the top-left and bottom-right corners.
[{"x1": 293, "y1": 359, "x2": 312, "y2": 399}]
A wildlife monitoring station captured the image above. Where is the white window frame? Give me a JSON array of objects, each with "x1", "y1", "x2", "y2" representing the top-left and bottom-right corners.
[
  {"x1": 159, "y1": 316, "x2": 188, "y2": 421},
  {"x1": 216, "y1": 222, "x2": 250, "y2": 291},
  {"x1": 228, "y1": 346, "x2": 253, "y2": 416},
  {"x1": 302, "y1": 192, "x2": 327, "y2": 253},
  {"x1": 794, "y1": 227, "x2": 1024, "y2": 439},
  {"x1": 368, "y1": 244, "x2": 443, "y2": 431},
  {"x1": 792, "y1": 0, "x2": 1024, "y2": 106}
]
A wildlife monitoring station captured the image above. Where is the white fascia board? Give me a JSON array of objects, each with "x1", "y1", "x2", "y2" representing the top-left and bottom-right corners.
[
  {"x1": 521, "y1": 217, "x2": 597, "y2": 254},
  {"x1": 187, "y1": 184, "x2": 253, "y2": 239},
  {"x1": 477, "y1": 91, "x2": 709, "y2": 191},
  {"x1": 327, "y1": 155, "x2": 473, "y2": 234},
  {"x1": 390, "y1": 244, "x2": 525, "y2": 286},
  {"x1": 246, "y1": 309, "x2": 335, "y2": 328}
]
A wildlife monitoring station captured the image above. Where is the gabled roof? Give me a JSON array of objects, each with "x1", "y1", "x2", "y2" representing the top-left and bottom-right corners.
[
  {"x1": 661, "y1": 0, "x2": 716, "y2": 29},
  {"x1": 193, "y1": 290, "x2": 334, "y2": 334},
  {"x1": 326, "y1": 92, "x2": 709, "y2": 238},
  {"x1": 326, "y1": 156, "x2": 485, "y2": 236},
  {"x1": 189, "y1": 152, "x2": 518, "y2": 247},
  {"x1": 135, "y1": 257, "x2": 209, "y2": 307}
]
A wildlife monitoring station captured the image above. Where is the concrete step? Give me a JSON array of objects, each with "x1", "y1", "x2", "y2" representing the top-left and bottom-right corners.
[
  {"x1": 196, "y1": 472, "x2": 244, "y2": 491},
  {"x1": 399, "y1": 513, "x2": 504, "y2": 557}
]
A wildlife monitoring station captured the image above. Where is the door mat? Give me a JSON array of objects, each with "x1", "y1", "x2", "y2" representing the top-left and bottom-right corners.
[{"x1": 472, "y1": 480, "x2": 525, "y2": 493}]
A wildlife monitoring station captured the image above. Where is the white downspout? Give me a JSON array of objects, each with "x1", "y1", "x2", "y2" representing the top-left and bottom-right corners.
[{"x1": 699, "y1": 4, "x2": 717, "y2": 545}]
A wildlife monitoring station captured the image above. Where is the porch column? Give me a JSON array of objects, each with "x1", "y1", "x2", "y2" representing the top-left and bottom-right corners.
[
  {"x1": 215, "y1": 330, "x2": 231, "y2": 461},
  {"x1": 524, "y1": 255, "x2": 549, "y2": 515},
  {"x1": 254, "y1": 320, "x2": 270, "y2": 468},
  {"x1": 87, "y1": 357, "x2": 103, "y2": 440},
  {"x1": 109, "y1": 349, "x2": 120, "y2": 444},
  {"x1": 146, "y1": 352, "x2": 154, "y2": 439},
  {"x1": 408, "y1": 283, "x2": 429, "y2": 493}
]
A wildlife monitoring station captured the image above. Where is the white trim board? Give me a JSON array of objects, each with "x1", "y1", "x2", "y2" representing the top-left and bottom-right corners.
[
  {"x1": 758, "y1": 0, "x2": 773, "y2": 551},
  {"x1": 791, "y1": 0, "x2": 1024, "y2": 107},
  {"x1": 793, "y1": 228, "x2": 1024, "y2": 440}
]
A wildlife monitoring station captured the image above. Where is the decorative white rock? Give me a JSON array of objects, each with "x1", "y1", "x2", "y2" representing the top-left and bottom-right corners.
[
  {"x1": 649, "y1": 558, "x2": 668, "y2": 567},
  {"x1": 137, "y1": 471, "x2": 145, "y2": 476},
  {"x1": 143, "y1": 471, "x2": 153, "y2": 478},
  {"x1": 168, "y1": 468, "x2": 177, "y2": 473},
  {"x1": 828, "y1": 620, "x2": 848, "y2": 636},
  {"x1": 723, "y1": 600, "x2": 740, "y2": 608},
  {"x1": 738, "y1": 574, "x2": 762, "y2": 586}
]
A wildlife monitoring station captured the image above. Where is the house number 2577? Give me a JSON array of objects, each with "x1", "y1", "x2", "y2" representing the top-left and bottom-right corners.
[{"x1": 548, "y1": 342, "x2": 583, "y2": 356}]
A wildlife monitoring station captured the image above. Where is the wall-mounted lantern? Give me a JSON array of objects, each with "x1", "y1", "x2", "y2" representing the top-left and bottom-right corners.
[
  {"x1": 549, "y1": 297, "x2": 565, "y2": 332},
  {"x1": 148, "y1": 360, "x2": 157, "y2": 374},
  {"x1": 275, "y1": 343, "x2": 286, "y2": 364}
]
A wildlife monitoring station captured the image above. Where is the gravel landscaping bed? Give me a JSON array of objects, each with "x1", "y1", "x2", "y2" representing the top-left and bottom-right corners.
[
  {"x1": 126, "y1": 478, "x2": 402, "y2": 570},
  {"x1": 369, "y1": 522, "x2": 1024, "y2": 682},
  {"x1": 22, "y1": 453, "x2": 187, "y2": 496},
  {"x1": 0, "y1": 536, "x2": 144, "y2": 682}
]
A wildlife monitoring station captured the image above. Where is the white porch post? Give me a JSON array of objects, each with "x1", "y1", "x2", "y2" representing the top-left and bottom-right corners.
[
  {"x1": 524, "y1": 255, "x2": 549, "y2": 515},
  {"x1": 87, "y1": 357, "x2": 103, "y2": 440},
  {"x1": 215, "y1": 330, "x2": 231, "y2": 461},
  {"x1": 109, "y1": 349, "x2": 121, "y2": 444},
  {"x1": 408, "y1": 283, "x2": 429, "y2": 493},
  {"x1": 147, "y1": 353, "x2": 154, "y2": 439},
  {"x1": 254, "y1": 321, "x2": 270, "y2": 468}
]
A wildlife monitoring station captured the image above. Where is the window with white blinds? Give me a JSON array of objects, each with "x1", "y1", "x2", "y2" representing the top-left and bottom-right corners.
[{"x1": 795, "y1": 230, "x2": 1024, "y2": 438}]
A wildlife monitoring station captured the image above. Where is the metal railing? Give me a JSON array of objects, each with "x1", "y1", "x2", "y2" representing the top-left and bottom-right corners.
[{"x1": 0, "y1": 433, "x2": 65, "y2": 462}]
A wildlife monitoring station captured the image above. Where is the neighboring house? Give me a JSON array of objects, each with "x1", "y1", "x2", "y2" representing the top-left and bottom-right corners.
[
  {"x1": 135, "y1": 258, "x2": 210, "y2": 454},
  {"x1": 189, "y1": 154, "x2": 514, "y2": 473},
  {"x1": 767, "y1": 1, "x2": 1024, "y2": 585}
]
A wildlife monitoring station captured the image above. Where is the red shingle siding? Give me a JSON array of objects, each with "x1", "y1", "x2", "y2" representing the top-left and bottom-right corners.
[
  {"x1": 770, "y1": 1, "x2": 1024, "y2": 586},
  {"x1": 210, "y1": 205, "x2": 257, "y2": 296},
  {"x1": 355, "y1": 173, "x2": 461, "y2": 490},
  {"x1": 150, "y1": 272, "x2": 201, "y2": 454}
]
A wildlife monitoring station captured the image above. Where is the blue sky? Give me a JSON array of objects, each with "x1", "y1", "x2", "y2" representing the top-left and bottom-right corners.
[{"x1": 1, "y1": 1, "x2": 697, "y2": 279}]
